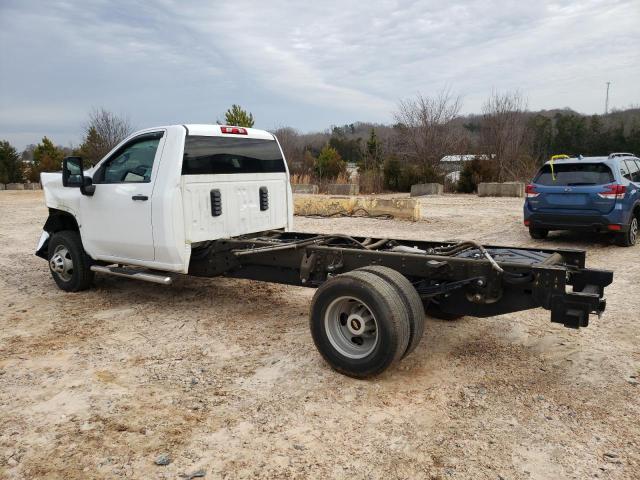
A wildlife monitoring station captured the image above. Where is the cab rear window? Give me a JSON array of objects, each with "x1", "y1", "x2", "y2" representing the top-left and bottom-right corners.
[
  {"x1": 534, "y1": 163, "x2": 614, "y2": 186},
  {"x1": 182, "y1": 136, "x2": 286, "y2": 175}
]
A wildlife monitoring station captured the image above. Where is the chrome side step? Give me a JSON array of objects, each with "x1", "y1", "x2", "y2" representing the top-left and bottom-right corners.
[{"x1": 90, "y1": 265, "x2": 173, "y2": 285}]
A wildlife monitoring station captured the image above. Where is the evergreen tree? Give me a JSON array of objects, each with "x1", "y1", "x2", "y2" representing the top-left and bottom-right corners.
[
  {"x1": 224, "y1": 104, "x2": 255, "y2": 127},
  {"x1": 0, "y1": 140, "x2": 23, "y2": 183},
  {"x1": 315, "y1": 145, "x2": 346, "y2": 180},
  {"x1": 76, "y1": 126, "x2": 107, "y2": 166},
  {"x1": 364, "y1": 128, "x2": 383, "y2": 170},
  {"x1": 30, "y1": 137, "x2": 64, "y2": 182}
]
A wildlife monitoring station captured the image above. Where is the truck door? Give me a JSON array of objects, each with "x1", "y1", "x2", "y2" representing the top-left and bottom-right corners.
[{"x1": 80, "y1": 131, "x2": 166, "y2": 262}]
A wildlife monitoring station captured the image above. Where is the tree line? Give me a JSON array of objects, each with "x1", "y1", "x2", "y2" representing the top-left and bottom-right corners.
[
  {"x1": 1, "y1": 97, "x2": 639, "y2": 192},
  {"x1": 276, "y1": 90, "x2": 640, "y2": 193}
]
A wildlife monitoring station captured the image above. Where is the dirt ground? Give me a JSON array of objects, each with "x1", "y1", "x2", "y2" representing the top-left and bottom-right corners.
[{"x1": 0, "y1": 190, "x2": 638, "y2": 480}]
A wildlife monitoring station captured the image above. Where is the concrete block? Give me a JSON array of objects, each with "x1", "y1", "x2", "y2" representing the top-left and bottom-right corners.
[
  {"x1": 24, "y1": 183, "x2": 41, "y2": 190},
  {"x1": 477, "y1": 182, "x2": 525, "y2": 198},
  {"x1": 6, "y1": 183, "x2": 24, "y2": 190},
  {"x1": 292, "y1": 184, "x2": 319, "y2": 194},
  {"x1": 410, "y1": 183, "x2": 443, "y2": 196},
  {"x1": 294, "y1": 195, "x2": 420, "y2": 221},
  {"x1": 0, "y1": 184, "x2": 5, "y2": 190},
  {"x1": 327, "y1": 183, "x2": 359, "y2": 195}
]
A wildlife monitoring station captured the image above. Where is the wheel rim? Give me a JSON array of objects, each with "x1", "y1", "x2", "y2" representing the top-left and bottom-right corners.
[
  {"x1": 50, "y1": 245, "x2": 74, "y2": 282},
  {"x1": 631, "y1": 218, "x2": 638, "y2": 244},
  {"x1": 324, "y1": 296, "x2": 378, "y2": 359}
]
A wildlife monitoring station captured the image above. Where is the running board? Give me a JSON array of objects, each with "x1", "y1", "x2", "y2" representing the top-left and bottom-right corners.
[{"x1": 90, "y1": 265, "x2": 173, "y2": 285}]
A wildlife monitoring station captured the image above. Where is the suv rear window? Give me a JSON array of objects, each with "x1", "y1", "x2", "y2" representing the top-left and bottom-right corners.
[
  {"x1": 182, "y1": 136, "x2": 286, "y2": 175},
  {"x1": 534, "y1": 163, "x2": 614, "y2": 186}
]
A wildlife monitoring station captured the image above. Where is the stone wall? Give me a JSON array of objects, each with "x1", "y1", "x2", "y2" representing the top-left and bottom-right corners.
[
  {"x1": 293, "y1": 195, "x2": 420, "y2": 221},
  {"x1": 327, "y1": 184, "x2": 359, "y2": 195},
  {"x1": 410, "y1": 183, "x2": 443, "y2": 196},
  {"x1": 477, "y1": 182, "x2": 525, "y2": 198}
]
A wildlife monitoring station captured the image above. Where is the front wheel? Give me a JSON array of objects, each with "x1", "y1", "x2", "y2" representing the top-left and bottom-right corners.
[
  {"x1": 48, "y1": 230, "x2": 94, "y2": 291},
  {"x1": 616, "y1": 216, "x2": 638, "y2": 247}
]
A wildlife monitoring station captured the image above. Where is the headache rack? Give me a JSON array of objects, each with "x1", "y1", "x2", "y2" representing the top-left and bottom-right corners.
[{"x1": 188, "y1": 230, "x2": 612, "y2": 329}]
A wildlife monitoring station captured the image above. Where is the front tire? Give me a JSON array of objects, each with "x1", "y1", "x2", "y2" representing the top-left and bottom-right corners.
[
  {"x1": 309, "y1": 271, "x2": 411, "y2": 378},
  {"x1": 616, "y1": 216, "x2": 638, "y2": 247},
  {"x1": 48, "y1": 230, "x2": 94, "y2": 291}
]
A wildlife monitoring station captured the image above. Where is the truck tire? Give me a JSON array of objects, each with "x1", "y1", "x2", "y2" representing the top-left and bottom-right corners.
[
  {"x1": 309, "y1": 271, "x2": 411, "y2": 378},
  {"x1": 529, "y1": 227, "x2": 549, "y2": 240},
  {"x1": 47, "y1": 230, "x2": 94, "y2": 292},
  {"x1": 357, "y1": 266, "x2": 425, "y2": 358},
  {"x1": 616, "y1": 216, "x2": 638, "y2": 247}
]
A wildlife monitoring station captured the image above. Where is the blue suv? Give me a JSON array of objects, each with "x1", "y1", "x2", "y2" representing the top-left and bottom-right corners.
[{"x1": 524, "y1": 153, "x2": 640, "y2": 246}]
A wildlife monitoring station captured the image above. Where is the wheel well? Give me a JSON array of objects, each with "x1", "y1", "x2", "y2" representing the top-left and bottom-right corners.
[{"x1": 44, "y1": 209, "x2": 80, "y2": 233}]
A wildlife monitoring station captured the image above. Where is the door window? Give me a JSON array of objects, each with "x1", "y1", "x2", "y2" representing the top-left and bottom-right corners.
[{"x1": 97, "y1": 133, "x2": 163, "y2": 183}]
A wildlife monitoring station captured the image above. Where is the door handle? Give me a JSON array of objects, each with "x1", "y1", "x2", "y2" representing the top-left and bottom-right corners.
[{"x1": 132, "y1": 195, "x2": 148, "y2": 201}]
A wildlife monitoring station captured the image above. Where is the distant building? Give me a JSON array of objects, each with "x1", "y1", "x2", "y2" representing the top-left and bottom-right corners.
[{"x1": 440, "y1": 154, "x2": 493, "y2": 183}]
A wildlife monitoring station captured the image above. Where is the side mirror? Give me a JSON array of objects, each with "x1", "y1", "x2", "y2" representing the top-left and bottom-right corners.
[
  {"x1": 62, "y1": 156, "x2": 95, "y2": 196},
  {"x1": 62, "y1": 156, "x2": 84, "y2": 187}
]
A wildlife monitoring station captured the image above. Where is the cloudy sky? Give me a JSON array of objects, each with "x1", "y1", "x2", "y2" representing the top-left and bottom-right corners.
[{"x1": 0, "y1": 0, "x2": 638, "y2": 149}]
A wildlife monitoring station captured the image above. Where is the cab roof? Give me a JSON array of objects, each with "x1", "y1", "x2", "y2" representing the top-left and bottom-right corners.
[{"x1": 183, "y1": 124, "x2": 275, "y2": 140}]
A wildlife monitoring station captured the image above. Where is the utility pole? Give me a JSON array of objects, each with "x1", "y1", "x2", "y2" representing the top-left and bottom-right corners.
[{"x1": 605, "y1": 81, "x2": 610, "y2": 114}]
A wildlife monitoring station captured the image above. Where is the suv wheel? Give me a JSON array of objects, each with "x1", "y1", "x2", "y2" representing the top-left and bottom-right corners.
[
  {"x1": 616, "y1": 216, "x2": 638, "y2": 247},
  {"x1": 529, "y1": 227, "x2": 549, "y2": 240}
]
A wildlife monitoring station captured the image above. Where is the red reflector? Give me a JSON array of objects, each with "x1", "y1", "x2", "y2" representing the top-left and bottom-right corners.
[
  {"x1": 607, "y1": 224, "x2": 622, "y2": 231},
  {"x1": 525, "y1": 184, "x2": 539, "y2": 198},
  {"x1": 597, "y1": 184, "x2": 626, "y2": 200},
  {"x1": 220, "y1": 126, "x2": 248, "y2": 135},
  {"x1": 524, "y1": 220, "x2": 531, "y2": 226}
]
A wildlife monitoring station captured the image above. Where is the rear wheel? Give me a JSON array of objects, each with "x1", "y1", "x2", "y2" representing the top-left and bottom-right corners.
[
  {"x1": 48, "y1": 230, "x2": 94, "y2": 292},
  {"x1": 357, "y1": 266, "x2": 425, "y2": 358},
  {"x1": 529, "y1": 227, "x2": 549, "y2": 240},
  {"x1": 616, "y1": 216, "x2": 638, "y2": 247},
  {"x1": 309, "y1": 271, "x2": 410, "y2": 378}
]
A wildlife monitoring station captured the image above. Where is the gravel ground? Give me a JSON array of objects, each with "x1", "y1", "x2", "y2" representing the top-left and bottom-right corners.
[{"x1": 0, "y1": 190, "x2": 638, "y2": 479}]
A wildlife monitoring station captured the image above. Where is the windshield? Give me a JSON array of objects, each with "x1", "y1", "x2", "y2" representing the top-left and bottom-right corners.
[
  {"x1": 182, "y1": 136, "x2": 286, "y2": 175},
  {"x1": 534, "y1": 163, "x2": 614, "y2": 186}
]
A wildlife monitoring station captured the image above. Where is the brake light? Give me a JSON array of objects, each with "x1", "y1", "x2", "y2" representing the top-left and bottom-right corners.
[
  {"x1": 597, "y1": 184, "x2": 626, "y2": 200},
  {"x1": 525, "y1": 184, "x2": 539, "y2": 198},
  {"x1": 220, "y1": 126, "x2": 248, "y2": 135},
  {"x1": 607, "y1": 224, "x2": 622, "y2": 231}
]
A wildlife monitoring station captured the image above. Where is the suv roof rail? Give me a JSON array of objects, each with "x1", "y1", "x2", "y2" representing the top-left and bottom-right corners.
[{"x1": 609, "y1": 152, "x2": 635, "y2": 158}]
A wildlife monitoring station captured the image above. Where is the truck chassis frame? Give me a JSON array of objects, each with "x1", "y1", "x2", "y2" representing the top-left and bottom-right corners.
[{"x1": 187, "y1": 230, "x2": 611, "y2": 329}]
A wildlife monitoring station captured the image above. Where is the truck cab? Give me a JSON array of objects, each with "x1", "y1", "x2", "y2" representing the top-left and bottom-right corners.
[{"x1": 38, "y1": 124, "x2": 293, "y2": 273}]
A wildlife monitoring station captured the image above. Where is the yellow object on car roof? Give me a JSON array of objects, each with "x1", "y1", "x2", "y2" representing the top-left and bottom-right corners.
[{"x1": 550, "y1": 154, "x2": 570, "y2": 160}]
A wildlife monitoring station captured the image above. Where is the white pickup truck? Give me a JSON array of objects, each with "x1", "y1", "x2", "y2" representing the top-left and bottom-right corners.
[{"x1": 37, "y1": 124, "x2": 612, "y2": 378}]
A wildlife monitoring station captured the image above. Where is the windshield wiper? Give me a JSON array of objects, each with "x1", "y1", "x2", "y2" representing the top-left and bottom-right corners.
[{"x1": 566, "y1": 182, "x2": 597, "y2": 186}]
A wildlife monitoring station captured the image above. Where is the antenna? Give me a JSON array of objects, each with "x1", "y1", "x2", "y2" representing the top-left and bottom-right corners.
[{"x1": 605, "y1": 81, "x2": 610, "y2": 114}]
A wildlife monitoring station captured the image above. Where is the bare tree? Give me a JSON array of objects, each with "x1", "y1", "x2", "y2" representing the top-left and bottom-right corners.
[
  {"x1": 272, "y1": 126, "x2": 307, "y2": 173},
  {"x1": 79, "y1": 108, "x2": 134, "y2": 164},
  {"x1": 394, "y1": 88, "x2": 466, "y2": 179},
  {"x1": 480, "y1": 91, "x2": 534, "y2": 181}
]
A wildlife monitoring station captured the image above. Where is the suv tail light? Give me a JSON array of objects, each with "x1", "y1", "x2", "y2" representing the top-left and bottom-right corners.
[
  {"x1": 525, "y1": 184, "x2": 539, "y2": 198},
  {"x1": 597, "y1": 184, "x2": 626, "y2": 200},
  {"x1": 220, "y1": 126, "x2": 248, "y2": 135}
]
